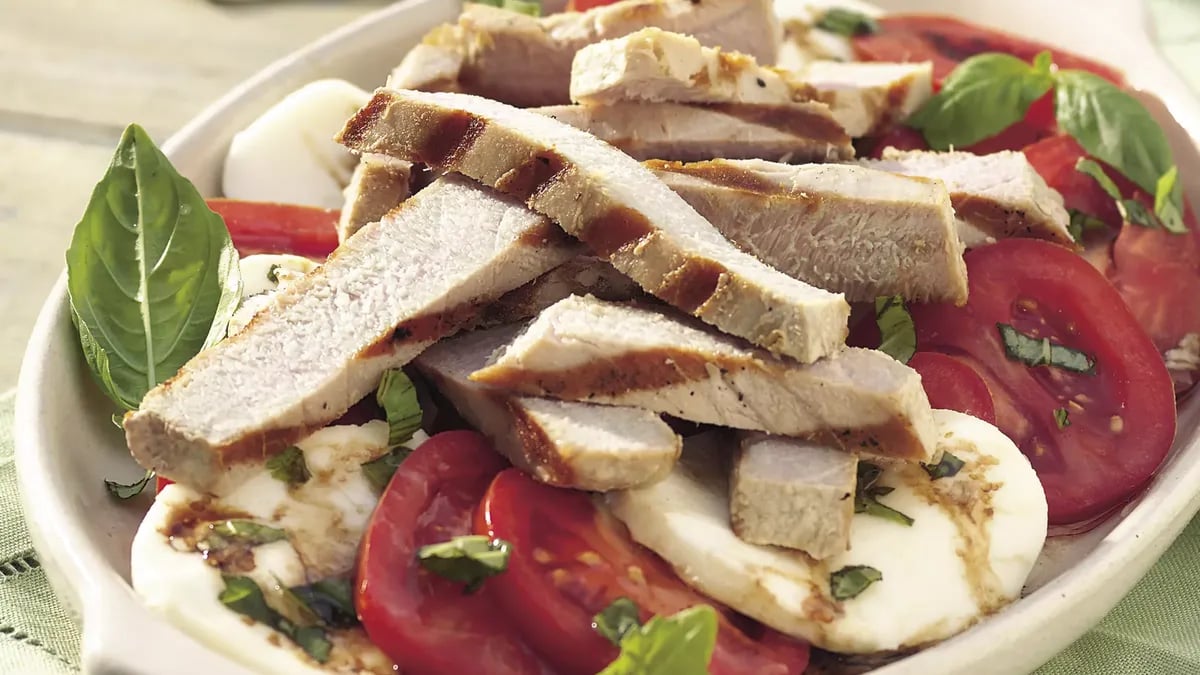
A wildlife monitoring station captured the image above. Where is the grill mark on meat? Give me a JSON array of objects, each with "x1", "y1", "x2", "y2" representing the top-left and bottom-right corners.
[
  {"x1": 478, "y1": 349, "x2": 926, "y2": 456},
  {"x1": 358, "y1": 301, "x2": 487, "y2": 360},
  {"x1": 707, "y1": 103, "x2": 850, "y2": 146},
  {"x1": 579, "y1": 205, "x2": 655, "y2": 257},
  {"x1": 497, "y1": 393, "x2": 577, "y2": 485},
  {"x1": 497, "y1": 150, "x2": 570, "y2": 202},
  {"x1": 339, "y1": 93, "x2": 390, "y2": 148},
  {"x1": 658, "y1": 258, "x2": 726, "y2": 314},
  {"x1": 419, "y1": 110, "x2": 488, "y2": 167},
  {"x1": 950, "y1": 194, "x2": 1031, "y2": 240},
  {"x1": 645, "y1": 159, "x2": 781, "y2": 195},
  {"x1": 516, "y1": 218, "x2": 573, "y2": 248}
]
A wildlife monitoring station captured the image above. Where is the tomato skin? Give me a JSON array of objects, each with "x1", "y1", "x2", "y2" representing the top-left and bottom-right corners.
[
  {"x1": 476, "y1": 469, "x2": 810, "y2": 675},
  {"x1": 566, "y1": 0, "x2": 618, "y2": 9},
  {"x1": 154, "y1": 476, "x2": 174, "y2": 494},
  {"x1": 854, "y1": 15, "x2": 1125, "y2": 85},
  {"x1": 206, "y1": 199, "x2": 339, "y2": 259},
  {"x1": 909, "y1": 352, "x2": 997, "y2": 425},
  {"x1": 356, "y1": 432, "x2": 554, "y2": 675},
  {"x1": 909, "y1": 240, "x2": 1176, "y2": 525}
]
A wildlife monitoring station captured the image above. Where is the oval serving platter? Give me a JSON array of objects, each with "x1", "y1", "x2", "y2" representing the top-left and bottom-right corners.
[{"x1": 14, "y1": 0, "x2": 1200, "y2": 673}]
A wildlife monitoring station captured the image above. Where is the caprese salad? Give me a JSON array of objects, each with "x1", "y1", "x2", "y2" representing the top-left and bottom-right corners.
[{"x1": 61, "y1": 0, "x2": 1194, "y2": 673}]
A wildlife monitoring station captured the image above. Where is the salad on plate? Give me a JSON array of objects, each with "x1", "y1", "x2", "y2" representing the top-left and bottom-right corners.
[{"x1": 59, "y1": 0, "x2": 1197, "y2": 672}]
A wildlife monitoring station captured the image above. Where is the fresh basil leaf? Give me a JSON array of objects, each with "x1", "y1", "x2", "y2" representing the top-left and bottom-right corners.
[
  {"x1": 290, "y1": 578, "x2": 358, "y2": 629},
  {"x1": 468, "y1": 0, "x2": 540, "y2": 16},
  {"x1": 875, "y1": 296, "x2": 915, "y2": 364},
  {"x1": 1055, "y1": 70, "x2": 1184, "y2": 231},
  {"x1": 599, "y1": 605, "x2": 718, "y2": 675},
  {"x1": 908, "y1": 52, "x2": 1054, "y2": 150},
  {"x1": 854, "y1": 463, "x2": 914, "y2": 526},
  {"x1": 417, "y1": 535, "x2": 511, "y2": 593},
  {"x1": 1075, "y1": 158, "x2": 1160, "y2": 229},
  {"x1": 923, "y1": 452, "x2": 965, "y2": 480},
  {"x1": 104, "y1": 469, "x2": 154, "y2": 500},
  {"x1": 1155, "y1": 166, "x2": 1187, "y2": 234},
  {"x1": 266, "y1": 446, "x2": 310, "y2": 486},
  {"x1": 1067, "y1": 209, "x2": 1108, "y2": 241},
  {"x1": 1054, "y1": 407, "x2": 1071, "y2": 429},
  {"x1": 997, "y1": 323, "x2": 1095, "y2": 374},
  {"x1": 815, "y1": 8, "x2": 879, "y2": 37},
  {"x1": 220, "y1": 575, "x2": 332, "y2": 664},
  {"x1": 202, "y1": 520, "x2": 288, "y2": 550},
  {"x1": 377, "y1": 369, "x2": 423, "y2": 449},
  {"x1": 361, "y1": 447, "x2": 409, "y2": 492},
  {"x1": 66, "y1": 124, "x2": 241, "y2": 412},
  {"x1": 830, "y1": 565, "x2": 883, "y2": 601},
  {"x1": 594, "y1": 597, "x2": 642, "y2": 647}
]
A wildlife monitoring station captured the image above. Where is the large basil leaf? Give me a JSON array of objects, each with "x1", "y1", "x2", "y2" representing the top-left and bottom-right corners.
[
  {"x1": 1055, "y1": 70, "x2": 1184, "y2": 231},
  {"x1": 907, "y1": 52, "x2": 1054, "y2": 150},
  {"x1": 599, "y1": 605, "x2": 717, "y2": 675},
  {"x1": 66, "y1": 124, "x2": 241, "y2": 410}
]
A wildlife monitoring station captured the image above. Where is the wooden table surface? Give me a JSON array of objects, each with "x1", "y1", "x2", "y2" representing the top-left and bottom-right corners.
[{"x1": 0, "y1": 0, "x2": 380, "y2": 388}]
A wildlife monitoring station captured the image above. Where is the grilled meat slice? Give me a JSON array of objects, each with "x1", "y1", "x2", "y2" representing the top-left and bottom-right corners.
[{"x1": 337, "y1": 154, "x2": 413, "y2": 242}]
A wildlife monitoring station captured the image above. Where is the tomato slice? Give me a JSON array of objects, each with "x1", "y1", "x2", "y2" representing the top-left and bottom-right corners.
[
  {"x1": 356, "y1": 432, "x2": 554, "y2": 675},
  {"x1": 566, "y1": 0, "x2": 619, "y2": 9},
  {"x1": 476, "y1": 469, "x2": 810, "y2": 675},
  {"x1": 854, "y1": 15, "x2": 1125, "y2": 85},
  {"x1": 207, "y1": 198, "x2": 339, "y2": 259},
  {"x1": 909, "y1": 240, "x2": 1176, "y2": 525},
  {"x1": 909, "y1": 352, "x2": 997, "y2": 425}
]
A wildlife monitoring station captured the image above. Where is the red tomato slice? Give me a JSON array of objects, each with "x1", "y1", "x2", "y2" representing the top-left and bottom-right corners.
[
  {"x1": 154, "y1": 476, "x2": 174, "y2": 494},
  {"x1": 566, "y1": 0, "x2": 618, "y2": 9},
  {"x1": 1022, "y1": 135, "x2": 1123, "y2": 230},
  {"x1": 206, "y1": 199, "x2": 339, "y2": 260},
  {"x1": 356, "y1": 432, "x2": 554, "y2": 675},
  {"x1": 854, "y1": 15, "x2": 1125, "y2": 85},
  {"x1": 476, "y1": 469, "x2": 810, "y2": 675},
  {"x1": 909, "y1": 352, "x2": 997, "y2": 425},
  {"x1": 909, "y1": 240, "x2": 1176, "y2": 525}
]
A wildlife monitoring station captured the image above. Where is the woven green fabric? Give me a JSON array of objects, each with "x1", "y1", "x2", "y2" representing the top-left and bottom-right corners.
[{"x1": 0, "y1": 391, "x2": 81, "y2": 674}]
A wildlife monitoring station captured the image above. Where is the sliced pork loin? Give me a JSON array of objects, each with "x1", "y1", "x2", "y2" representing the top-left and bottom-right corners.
[
  {"x1": 537, "y1": 101, "x2": 852, "y2": 163},
  {"x1": 125, "y1": 176, "x2": 579, "y2": 493},
  {"x1": 472, "y1": 256, "x2": 640, "y2": 330},
  {"x1": 340, "y1": 89, "x2": 850, "y2": 363},
  {"x1": 570, "y1": 27, "x2": 812, "y2": 106},
  {"x1": 420, "y1": 0, "x2": 780, "y2": 108},
  {"x1": 416, "y1": 326, "x2": 681, "y2": 491},
  {"x1": 861, "y1": 148, "x2": 1072, "y2": 246},
  {"x1": 802, "y1": 61, "x2": 933, "y2": 137},
  {"x1": 648, "y1": 158, "x2": 968, "y2": 304},
  {"x1": 387, "y1": 42, "x2": 464, "y2": 93},
  {"x1": 471, "y1": 295, "x2": 938, "y2": 462},
  {"x1": 337, "y1": 154, "x2": 413, "y2": 242},
  {"x1": 731, "y1": 433, "x2": 857, "y2": 559}
]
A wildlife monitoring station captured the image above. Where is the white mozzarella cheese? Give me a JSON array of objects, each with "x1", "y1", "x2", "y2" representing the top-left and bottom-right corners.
[
  {"x1": 131, "y1": 422, "x2": 418, "y2": 673},
  {"x1": 607, "y1": 410, "x2": 1048, "y2": 654},
  {"x1": 774, "y1": 0, "x2": 883, "y2": 70},
  {"x1": 229, "y1": 254, "x2": 320, "y2": 336},
  {"x1": 222, "y1": 79, "x2": 370, "y2": 208}
]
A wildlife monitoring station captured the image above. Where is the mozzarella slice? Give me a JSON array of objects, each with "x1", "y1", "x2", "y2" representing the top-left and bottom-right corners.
[
  {"x1": 131, "y1": 422, "x2": 420, "y2": 674},
  {"x1": 222, "y1": 79, "x2": 370, "y2": 208},
  {"x1": 229, "y1": 254, "x2": 321, "y2": 336},
  {"x1": 608, "y1": 410, "x2": 1048, "y2": 654},
  {"x1": 774, "y1": 1, "x2": 883, "y2": 69}
]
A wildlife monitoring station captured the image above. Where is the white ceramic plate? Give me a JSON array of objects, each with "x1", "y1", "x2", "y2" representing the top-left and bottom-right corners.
[{"x1": 15, "y1": 1, "x2": 1200, "y2": 673}]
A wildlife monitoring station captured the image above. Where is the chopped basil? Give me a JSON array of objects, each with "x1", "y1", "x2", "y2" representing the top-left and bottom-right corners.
[
  {"x1": 201, "y1": 520, "x2": 288, "y2": 551},
  {"x1": 1075, "y1": 159, "x2": 1159, "y2": 229},
  {"x1": 1155, "y1": 166, "x2": 1185, "y2": 234},
  {"x1": 854, "y1": 463, "x2": 914, "y2": 527},
  {"x1": 219, "y1": 575, "x2": 332, "y2": 663},
  {"x1": 377, "y1": 369, "x2": 423, "y2": 449},
  {"x1": 1067, "y1": 209, "x2": 1108, "y2": 241},
  {"x1": 997, "y1": 323, "x2": 1095, "y2": 374},
  {"x1": 907, "y1": 51, "x2": 1054, "y2": 150},
  {"x1": 266, "y1": 446, "x2": 310, "y2": 486},
  {"x1": 1054, "y1": 408, "x2": 1071, "y2": 429},
  {"x1": 594, "y1": 597, "x2": 642, "y2": 647},
  {"x1": 417, "y1": 535, "x2": 512, "y2": 593},
  {"x1": 289, "y1": 578, "x2": 358, "y2": 628},
  {"x1": 815, "y1": 8, "x2": 879, "y2": 37},
  {"x1": 923, "y1": 452, "x2": 965, "y2": 480},
  {"x1": 361, "y1": 447, "x2": 409, "y2": 492},
  {"x1": 830, "y1": 565, "x2": 883, "y2": 601},
  {"x1": 599, "y1": 605, "x2": 718, "y2": 675},
  {"x1": 266, "y1": 264, "x2": 282, "y2": 285},
  {"x1": 468, "y1": 0, "x2": 540, "y2": 16},
  {"x1": 875, "y1": 296, "x2": 915, "y2": 364},
  {"x1": 104, "y1": 469, "x2": 154, "y2": 500}
]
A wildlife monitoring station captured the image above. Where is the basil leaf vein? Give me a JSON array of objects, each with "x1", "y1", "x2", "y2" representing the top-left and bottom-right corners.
[
  {"x1": 874, "y1": 296, "x2": 916, "y2": 364},
  {"x1": 908, "y1": 52, "x2": 1054, "y2": 150},
  {"x1": 377, "y1": 369, "x2": 423, "y2": 449},
  {"x1": 202, "y1": 520, "x2": 288, "y2": 550},
  {"x1": 997, "y1": 323, "x2": 1095, "y2": 374},
  {"x1": 599, "y1": 605, "x2": 718, "y2": 675},
  {"x1": 66, "y1": 123, "x2": 241, "y2": 412},
  {"x1": 417, "y1": 535, "x2": 512, "y2": 593}
]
